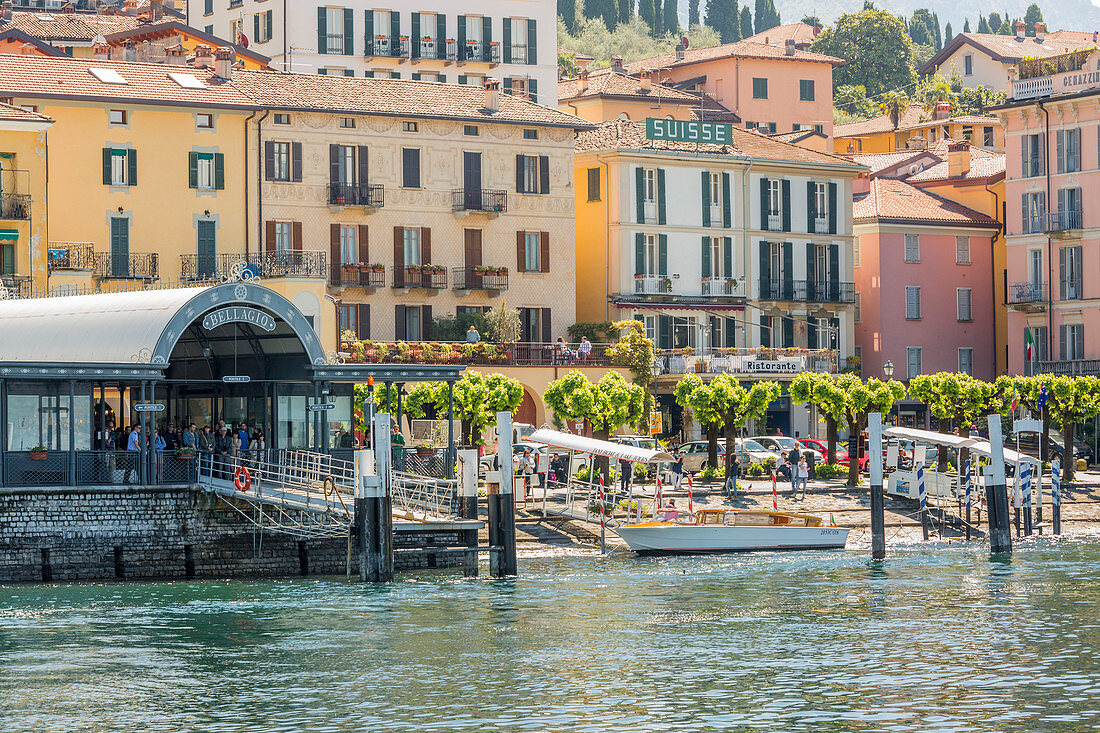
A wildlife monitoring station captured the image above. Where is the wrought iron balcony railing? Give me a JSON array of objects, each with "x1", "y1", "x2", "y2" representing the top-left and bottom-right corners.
[
  {"x1": 180, "y1": 251, "x2": 327, "y2": 281},
  {"x1": 759, "y1": 279, "x2": 855, "y2": 303},
  {"x1": 0, "y1": 274, "x2": 32, "y2": 298},
  {"x1": 47, "y1": 242, "x2": 95, "y2": 271},
  {"x1": 392, "y1": 265, "x2": 446, "y2": 289},
  {"x1": 1008, "y1": 281, "x2": 1048, "y2": 304},
  {"x1": 701, "y1": 277, "x2": 746, "y2": 297},
  {"x1": 333, "y1": 266, "x2": 385, "y2": 288},
  {"x1": 329, "y1": 182, "x2": 384, "y2": 208},
  {"x1": 633, "y1": 274, "x2": 679, "y2": 295},
  {"x1": 452, "y1": 189, "x2": 507, "y2": 214},
  {"x1": 460, "y1": 41, "x2": 500, "y2": 64},
  {"x1": 94, "y1": 252, "x2": 158, "y2": 279},
  {"x1": 452, "y1": 267, "x2": 508, "y2": 291},
  {"x1": 0, "y1": 193, "x2": 30, "y2": 220}
]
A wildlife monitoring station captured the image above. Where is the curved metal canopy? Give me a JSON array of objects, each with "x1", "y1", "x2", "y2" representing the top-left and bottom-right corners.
[{"x1": 527, "y1": 429, "x2": 672, "y2": 463}]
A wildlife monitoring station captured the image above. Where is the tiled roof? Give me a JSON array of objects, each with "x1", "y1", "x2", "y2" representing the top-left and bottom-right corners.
[
  {"x1": 907, "y1": 151, "x2": 1006, "y2": 182},
  {"x1": 770, "y1": 129, "x2": 823, "y2": 144},
  {"x1": 853, "y1": 178, "x2": 997, "y2": 224},
  {"x1": 1046, "y1": 30, "x2": 1100, "y2": 43},
  {"x1": 624, "y1": 40, "x2": 843, "y2": 74},
  {"x1": 575, "y1": 120, "x2": 863, "y2": 168},
  {"x1": 0, "y1": 101, "x2": 52, "y2": 123},
  {"x1": 849, "y1": 150, "x2": 935, "y2": 175},
  {"x1": 231, "y1": 69, "x2": 592, "y2": 128},
  {"x1": 833, "y1": 104, "x2": 924, "y2": 138},
  {"x1": 2, "y1": 10, "x2": 170, "y2": 42},
  {"x1": 922, "y1": 31, "x2": 1093, "y2": 73},
  {"x1": 558, "y1": 70, "x2": 700, "y2": 103},
  {"x1": 742, "y1": 23, "x2": 818, "y2": 46},
  {"x1": 0, "y1": 54, "x2": 257, "y2": 109}
]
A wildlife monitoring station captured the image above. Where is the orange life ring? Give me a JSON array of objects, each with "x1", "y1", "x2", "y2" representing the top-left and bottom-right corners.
[{"x1": 234, "y1": 466, "x2": 252, "y2": 492}]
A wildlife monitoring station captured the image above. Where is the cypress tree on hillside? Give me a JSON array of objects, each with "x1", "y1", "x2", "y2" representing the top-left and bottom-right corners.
[
  {"x1": 997, "y1": 19, "x2": 1012, "y2": 34},
  {"x1": 618, "y1": 0, "x2": 634, "y2": 25},
  {"x1": 977, "y1": 15, "x2": 990, "y2": 33},
  {"x1": 558, "y1": 0, "x2": 576, "y2": 30},
  {"x1": 689, "y1": 0, "x2": 701, "y2": 26},
  {"x1": 944, "y1": 22, "x2": 953, "y2": 44},
  {"x1": 663, "y1": 0, "x2": 680, "y2": 35},
  {"x1": 1024, "y1": 3, "x2": 1043, "y2": 35},
  {"x1": 731, "y1": 0, "x2": 742, "y2": 40},
  {"x1": 584, "y1": 0, "x2": 619, "y2": 28},
  {"x1": 706, "y1": 0, "x2": 740, "y2": 42},
  {"x1": 740, "y1": 5, "x2": 753, "y2": 37},
  {"x1": 639, "y1": 0, "x2": 657, "y2": 29},
  {"x1": 963, "y1": 18, "x2": 971, "y2": 32},
  {"x1": 655, "y1": 0, "x2": 665, "y2": 35},
  {"x1": 932, "y1": 12, "x2": 942, "y2": 50},
  {"x1": 987, "y1": 12, "x2": 1002, "y2": 33},
  {"x1": 754, "y1": 0, "x2": 780, "y2": 34}
]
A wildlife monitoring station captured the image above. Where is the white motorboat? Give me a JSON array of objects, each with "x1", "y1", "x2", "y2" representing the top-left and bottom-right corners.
[{"x1": 614, "y1": 508, "x2": 850, "y2": 555}]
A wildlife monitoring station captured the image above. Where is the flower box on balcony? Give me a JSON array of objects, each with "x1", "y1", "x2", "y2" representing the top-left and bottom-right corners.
[{"x1": 29, "y1": 446, "x2": 48, "y2": 461}]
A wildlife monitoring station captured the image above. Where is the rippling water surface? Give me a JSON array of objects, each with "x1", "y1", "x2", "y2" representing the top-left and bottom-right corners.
[{"x1": 2, "y1": 540, "x2": 1100, "y2": 732}]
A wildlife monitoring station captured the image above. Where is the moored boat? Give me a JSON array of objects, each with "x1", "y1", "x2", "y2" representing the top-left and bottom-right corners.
[{"x1": 614, "y1": 508, "x2": 849, "y2": 555}]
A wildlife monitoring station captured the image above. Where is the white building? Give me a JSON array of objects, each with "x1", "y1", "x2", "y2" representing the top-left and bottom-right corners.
[{"x1": 190, "y1": 0, "x2": 559, "y2": 104}]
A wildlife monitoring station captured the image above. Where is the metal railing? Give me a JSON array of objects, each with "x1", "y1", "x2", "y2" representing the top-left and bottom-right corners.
[
  {"x1": 655, "y1": 348, "x2": 838, "y2": 376},
  {"x1": 334, "y1": 266, "x2": 385, "y2": 288},
  {"x1": 634, "y1": 274, "x2": 679, "y2": 295},
  {"x1": 392, "y1": 470, "x2": 459, "y2": 520},
  {"x1": 47, "y1": 242, "x2": 95, "y2": 270},
  {"x1": 461, "y1": 41, "x2": 499, "y2": 63},
  {"x1": 338, "y1": 340, "x2": 613, "y2": 367},
  {"x1": 1008, "y1": 281, "x2": 1048, "y2": 304},
  {"x1": 0, "y1": 274, "x2": 32, "y2": 297},
  {"x1": 0, "y1": 193, "x2": 30, "y2": 220},
  {"x1": 452, "y1": 188, "x2": 507, "y2": 213},
  {"x1": 759, "y1": 279, "x2": 855, "y2": 303},
  {"x1": 367, "y1": 35, "x2": 407, "y2": 58},
  {"x1": 328, "y1": 182, "x2": 384, "y2": 208},
  {"x1": 322, "y1": 32, "x2": 347, "y2": 54},
  {"x1": 509, "y1": 43, "x2": 528, "y2": 64},
  {"x1": 701, "y1": 277, "x2": 746, "y2": 297},
  {"x1": 392, "y1": 265, "x2": 447, "y2": 289},
  {"x1": 93, "y1": 252, "x2": 159, "y2": 279},
  {"x1": 180, "y1": 251, "x2": 327, "y2": 280},
  {"x1": 1036, "y1": 359, "x2": 1100, "y2": 377},
  {"x1": 0, "y1": 449, "x2": 200, "y2": 487},
  {"x1": 1044, "y1": 209, "x2": 1083, "y2": 232},
  {"x1": 196, "y1": 449, "x2": 356, "y2": 517},
  {"x1": 452, "y1": 267, "x2": 508, "y2": 291}
]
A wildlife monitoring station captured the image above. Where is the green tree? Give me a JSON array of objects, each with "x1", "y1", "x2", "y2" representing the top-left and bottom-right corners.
[
  {"x1": 944, "y1": 22, "x2": 953, "y2": 44},
  {"x1": 802, "y1": 15, "x2": 821, "y2": 28},
  {"x1": 839, "y1": 375, "x2": 907, "y2": 486},
  {"x1": 1040, "y1": 375, "x2": 1100, "y2": 482},
  {"x1": 835, "y1": 84, "x2": 874, "y2": 117},
  {"x1": 877, "y1": 90, "x2": 910, "y2": 127},
  {"x1": 618, "y1": 0, "x2": 634, "y2": 25},
  {"x1": 909, "y1": 373, "x2": 1005, "y2": 471},
  {"x1": 607, "y1": 320, "x2": 657, "y2": 431},
  {"x1": 977, "y1": 15, "x2": 989, "y2": 33},
  {"x1": 908, "y1": 9, "x2": 936, "y2": 47},
  {"x1": 558, "y1": 49, "x2": 582, "y2": 78},
  {"x1": 484, "y1": 301, "x2": 520, "y2": 344},
  {"x1": 997, "y1": 19, "x2": 1012, "y2": 35},
  {"x1": 689, "y1": 0, "x2": 701, "y2": 27},
  {"x1": 812, "y1": 9, "x2": 916, "y2": 97},
  {"x1": 662, "y1": 0, "x2": 679, "y2": 36},
  {"x1": 706, "y1": 0, "x2": 740, "y2": 43},
  {"x1": 790, "y1": 373, "x2": 847, "y2": 464},
  {"x1": 584, "y1": 0, "x2": 619, "y2": 28},
  {"x1": 558, "y1": 14, "x2": 720, "y2": 66},
  {"x1": 674, "y1": 373, "x2": 781, "y2": 477},
  {"x1": 559, "y1": 0, "x2": 577, "y2": 30},
  {"x1": 956, "y1": 85, "x2": 1006, "y2": 115},
  {"x1": 739, "y1": 6, "x2": 752, "y2": 37},
  {"x1": 400, "y1": 374, "x2": 524, "y2": 447},
  {"x1": 917, "y1": 73, "x2": 954, "y2": 113},
  {"x1": 963, "y1": 18, "x2": 971, "y2": 32},
  {"x1": 545, "y1": 370, "x2": 645, "y2": 480},
  {"x1": 1023, "y1": 3, "x2": 1043, "y2": 36},
  {"x1": 639, "y1": 0, "x2": 657, "y2": 30},
  {"x1": 987, "y1": 12, "x2": 1002, "y2": 33},
  {"x1": 754, "y1": 0, "x2": 780, "y2": 34}
]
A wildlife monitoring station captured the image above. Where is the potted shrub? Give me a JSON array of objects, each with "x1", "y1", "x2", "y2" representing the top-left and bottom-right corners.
[
  {"x1": 416, "y1": 442, "x2": 437, "y2": 457},
  {"x1": 371, "y1": 262, "x2": 385, "y2": 273},
  {"x1": 342, "y1": 262, "x2": 358, "y2": 271},
  {"x1": 29, "y1": 444, "x2": 48, "y2": 461},
  {"x1": 694, "y1": 358, "x2": 706, "y2": 374},
  {"x1": 176, "y1": 446, "x2": 196, "y2": 460}
]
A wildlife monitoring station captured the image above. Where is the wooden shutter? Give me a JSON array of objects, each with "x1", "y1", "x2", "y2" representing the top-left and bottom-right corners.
[
  {"x1": 722, "y1": 172, "x2": 731, "y2": 227},
  {"x1": 357, "y1": 304, "x2": 369, "y2": 339},
  {"x1": 357, "y1": 145, "x2": 369, "y2": 187},
  {"x1": 782, "y1": 242, "x2": 793, "y2": 299},
  {"x1": 317, "y1": 6, "x2": 326, "y2": 53},
  {"x1": 395, "y1": 305, "x2": 406, "y2": 340},
  {"x1": 759, "y1": 178, "x2": 768, "y2": 230},
  {"x1": 482, "y1": 16, "x2": 492, "y2": 60},
  {"x1": 437, "y1": 14, "x2": 447, "y2": 59},
  {"x1": 291, "y1": 142, "x2": 302, "y2": 181},
  {"x1": 527, "y1": 18, "x2": 537, "y2": 64},
  {"x1": 188, "y1": 151, "x2": 198, "y2": 189},
  {"x1": 457, "y1": 14, "x2": 466, "y2": 53},
  {"x1": 635, "y1": 166, "x2": 645, "y2": 223},
  {"x1": 658, "y1": 234, "x2": 667, "y2": 276},
  {"x1": 102, "y1": 148, "x2": 112, "y2": 185},
  {"x1": 329, "y1": 144, "x2": 340, "y2": 187},
  {"x1": 292, "y1": 221, "x2": 303, "y2": 251},
  {"x1": 515, "y1": 154, "x2": 525, "y2": 193},
  {"x1": 1021, "y1": 135, "x2": 1028, "y2": 177},
  {"x1": 393, "y1": 226, "x2": 404, "y2": 285},
  {"x1": 214, "y1": 152, "x2": 224, "y2": 190},
  {"x1": 1056, "y1": 130, "x2": 1065, "y2": 174},
  {"x1": 421, "y1": 227, "x2": 431, "y2": 264},
  {"x1": 829, "y1": 244, "x2": 839, "y2": 300},
  {"x1": 364, "y1": 9, "x2": 373, "y2": 52},
  {"x1": 701, "y1": 236, "x2": 711, "y2": 278},
  {"x1": 782, "y1": 317, "x2": 794, "y2": 348},
  {"x1": 540, "y1": 231, "x2": 550, "y2": 273},
  {"x1": 264, "y1": 141, "x2": 275, "y2": 181},
  {"x1": 502, "y1": 16, "x2": 511, "y2": 63},
  {"x1": 658, "y1": 314, "x2": 670, "y2": 349},
  {"x1": 758, "y1": 241, "x2": 770, "y2": 298},
  {"x1": 265, "y1": 221, "x2": 276, "y2": 253},
  {"x1": 343, "y1": 7, "x2": 353, "y2": 54},
  {"x1": 254, "y1": 12, "x2": 260, "y2": 43},
  {"x1": 828, "y1": 182, "x2": 837, "y2": 234},
  {"x1": 516, "y1": 231, "x2": 526, "y2": 272},
  {"x1": 1074, "y1": 245, "x2": 1083, "y2": 295},
  {"x1": 541, "y1": 308, "x2": 551, "y2": 343},
  {"x1": 701, "y1": 171, "x2": 711, "y2": 227},
  {"x1": 805, "y1": 243, "x2": 815, "y2": 300},
  {"x1": 391, "y1": 10, "x2": 400, "y2": 47},
  {"x1": 528, "y1": 78, "x2": 537, "y2": 104},
  {"x1": 410, "y1": 12, "x2": 420, "y2": 58},
  {"x1": 806, "y1": 181, "x2": 816, "y2": 228},
  {"x1": 464, "y1": 228, "x2": 482, "y2": 267},
  {"x1": 781, "y1": 179, "x2": 791, "y2": 232},
  {"x1": 358, "y1": 225, "x2": 369, "y2": 264},
  {"x1": 1038, "y1": 132, "x2": 1046, "y2": 175},
  {"x1": 723, "y1": 237, "x2": 732, "y2": 279},
  {"x1": 808, "y1": 317, "x2": 818, "y2": 349},
  {"x1": 330, "y1": 223, "x2": 341, "y2": 282},
  {"x1": 127, "y1": 149, "x2": 137, "y2": 186},
  {"x1": 539, "y1": 155, "x2": 549, "y2": 194},
  {"x1": 1059, "y1": 246, "x2": 1066, "y2": 299},
  {"x1": 657, "y1": 168, "x2": 666, "y2": 224},
  {"x1": 422, "y1": 305, "x2": 433, "y2": 340},
  {"x1": 635, "y1": 233, "x2": 645, "y2": 274},
  {"x1": 760, "y1": 315, "x2": 771, "y2": 347}
]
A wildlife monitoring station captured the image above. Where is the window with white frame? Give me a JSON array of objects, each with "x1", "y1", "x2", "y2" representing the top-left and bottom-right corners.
[
  {"x1": 643, "y1": 168, "x2": 657, "y2": 203},
  {"x1": 766, "y1": 178, "x2": 781, "y2": 227},
  {"x1": 109, "y1": 149, "x2": 128, "y2": 185},
  {"x1": 272, "y1": 141, "x2": 290, "y2": 182},
  {"x1": 957, "y1": 288, "x2": 972, "y2": 321},
  {"x1": 1062, "y1": 244, "x2": 1083, "y2": 300},
  {"x1": 274, "y1": 221, "x2": 292, "y2": 253},
  {"x1": 524, "y1": 231, "x2": 541, "y2": 272},
  {"x1": 904, "y1": 233, "x2": 919, "y2": 262},
  {"x1": 769, "y1": 242, "x2": 784, "y2": 283},
  {"x1": 510, "y1": 17, "x2": 529, "y2": 63},
  {"x1": 1029, "y1": 249, "x2": 1043, "y2": 289},
  {"x1": 905, "y1": 285, "x2": 921, "y2": 319},
  {"x1": 955, "y1": 235, "x2": 970, "y2": 264},
  {"x1": 196, "y1": 113, "x2": 214, "y2": 129},
  {"x1": 709, "y1": 172, "x2": 721, "y2": 220},
  {"x1": 1061, "y1": 323, "x2": 1084, "y2": 360},
  {"x1": 324, "y1": 8, "x2": 344, "y2": 54},
  {"x1": 958, "y1": 347, "x2": 974, "y2": 375},
  {"x1": 907, "y1": 346, "x2": 922, "y2": 379},
  {"x1": 814, "y1": 182, "x2": 827, "y2": 231},
  {"x1": 1024, "y1": 191, "x2": 1046, "y2": 234},
  {"x1": 196, "y1": 154, "x2": 214, "y2": 189},
  {"x1": 403, "y1": 227, "x2": 421, "y2": 266},
  {"x1": 340, "y1": 225, "x2": 357, "y2": 265},
  {"x1": 642, "y1": 314, "x2": 656, "y2": 342},
  {"x1": 641, "y1": 233, "x2": 657, "y2": 275},
  {"x1": 108, "y1": 109, "x2": 127, "y2": 126},
  {"x1": 814, "y1": 243, "x2": 829, "y2": 285}
]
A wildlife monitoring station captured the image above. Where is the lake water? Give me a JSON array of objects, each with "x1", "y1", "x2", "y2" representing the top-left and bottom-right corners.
[{"x1": 2, "y1": 540, "x2": 1099, "y2": 732}]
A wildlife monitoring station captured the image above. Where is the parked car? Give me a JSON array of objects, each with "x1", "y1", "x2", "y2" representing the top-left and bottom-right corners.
[
  {"x1": 678, "y1": 440, "x2": 726, "y2": 473},
  {"x1": 479, "y1": 442, "x2": 589, "y2": 479},
  {"x1": 797, "y1": 438, "x2": 871, "y2": 470},
  {"x1": 752, "y1": 436, "x2": 824, "y2": 463},
  {"x1": 736, "y1": 438, "x2": 781, "y2": 465},
  {"x1": 1046, "y1": 431, "x2": 1093, "y2": 465},
  {"x1": 611, "y1": 435, "x2": 660, "y2": 452}
]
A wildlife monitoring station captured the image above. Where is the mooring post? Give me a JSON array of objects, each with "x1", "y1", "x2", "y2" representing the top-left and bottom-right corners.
[
  {"x1": 457, "y1": 449, "x2": 479, "y2": 578},
  {"x1": 375, "y1": 413, "x2": 394, "y2": 581},
  {"x1": 1052, "y1": 457, "x2": 1062, "y2": 535},
  {"x1": 987, "y1": 415, "x2": 1012, "y2": 555},
  {"x1": 488, "y1": 411, "x2": 517, "y2": 578},
  {"x1": 1022, "y1": 461, "x2": 1033, "y2": 536},
  {"x1": 917, "y1": 462, "x2": 929, "y2": 541},
  {"x1": 354, "y1": 447, "x2": 377, "y2": 582},
  {"x1": 964, "y1": 459, "x2": 972, "y2": 541},
  {"x1": 869, "y1": 413, "x2": 885, "y2": 560}
]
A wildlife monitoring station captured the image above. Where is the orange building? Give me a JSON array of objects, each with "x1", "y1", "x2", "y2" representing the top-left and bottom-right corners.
[
  {"x1": 558, "y1": 67, "x2": 702, "y2": 123},
  {"x1": 834, "y1": 103, "x2": 1004, "y2": 155}
]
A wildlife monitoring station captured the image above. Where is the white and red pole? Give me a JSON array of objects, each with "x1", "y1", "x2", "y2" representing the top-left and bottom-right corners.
[
  {"x1": 771, "y1": 471, "x2": 779, "y2": 512},
  {"x1": 686, "y1": 473, "x2": 694, "y2": 513},
  {"x1": 598, "y1": 474, "x2": 607, "y2": 553}
]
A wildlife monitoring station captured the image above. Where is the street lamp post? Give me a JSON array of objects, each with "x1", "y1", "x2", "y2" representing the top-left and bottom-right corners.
[{"x1": 883, "y1": 361, "x2": 896, "y2": 426}]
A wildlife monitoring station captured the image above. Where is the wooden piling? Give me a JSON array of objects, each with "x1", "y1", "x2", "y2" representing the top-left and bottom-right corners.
[
  {"x1": 1052, "y1": 459, "x2": 1062, "y2": 535},
  {"x1": 986, "y1": 415, "x2": 1013, "y2": 555},
  {"x1": 869, "y1": 413, "x2": 885, "y2": 560}
]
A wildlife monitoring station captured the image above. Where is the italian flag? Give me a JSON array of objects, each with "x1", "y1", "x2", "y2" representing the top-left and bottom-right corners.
[{"x1": 1025, "y1": 327, "x2": 1034, "y2": 361}]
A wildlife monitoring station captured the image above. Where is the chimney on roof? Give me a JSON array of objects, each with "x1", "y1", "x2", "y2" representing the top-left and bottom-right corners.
[
  {"x1": 933, "y1": 100, "x2": 951, "y2": 120},
  {"x1": 165, "y1": 42, "x2": 186, "y2": 65},
  {"x1": 1034, "y1": 22, "x2": 1046, "y2": 42},
  {"x1": 611, "y1": 55, "x2": 625, "y2": 73},
  {"x1": 62, "y1": 3, "x2": 75, "y2": 14},
  {"x1": 214, "y1": 47, "x2": 233, "y2": 79},
  {"x1": 92, "y1": 41, "x2": 109, "y2": 60},
  {"x1": 948, "y1": 141, "x2": 971, "y2": 178},
  {"x1": 1, "y1": 2, "x2": 11, "y2": 23},
  {"x1": 124, "y1": 0, "x2": 140, "y2": 16},
  {"x1": 483, "y1": 78, "x2": 501, "y2": 112},
  {"x1": 194, "y1": 44, "x2": 213, "y2": 68},
  {"x1": 578, "y1": 68, "x2": 589, "y2": 93},
  {"x1": 640, "y1": 70, "x2": 652, "y2": 90},
  {"x1": 123, "y1": 39, "x2": 136, "y2": 62},
  {"x1": 1015, "y1": 21, "x2": 1026, "y2": 39},
  {"x1": 785, "y1": 38, "x2": 796, "y2": 56},
  {"x1": 150, "y1": 0, "x2": 163, "y2": 21},
  {"x1": 675, "y1": 42, "x2": 686, "y2": 61}
]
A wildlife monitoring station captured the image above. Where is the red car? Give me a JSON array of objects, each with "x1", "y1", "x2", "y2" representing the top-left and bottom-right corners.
[{"x1": 798, "y1": 438, "x2": 869, "y2": 470}]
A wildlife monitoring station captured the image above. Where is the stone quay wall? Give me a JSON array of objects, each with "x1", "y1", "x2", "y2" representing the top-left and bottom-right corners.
[{"x1": 0, "y1": 485, "x2": 464, "y2": 583}]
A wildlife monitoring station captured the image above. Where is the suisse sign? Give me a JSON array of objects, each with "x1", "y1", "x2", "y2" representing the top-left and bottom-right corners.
[
  {"x1": 646, "y1": 118, "x2": 733, "y2": 144},
  {"x1": 202, "y1": 306, "x2": 277, "y2": 332}
]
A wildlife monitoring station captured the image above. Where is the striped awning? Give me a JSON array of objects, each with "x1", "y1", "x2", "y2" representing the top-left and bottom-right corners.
[{"x1": 0, "y1": 229, "x2": 18, "y2": 241}]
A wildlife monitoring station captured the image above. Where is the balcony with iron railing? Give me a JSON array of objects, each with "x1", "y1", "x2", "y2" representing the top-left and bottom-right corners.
[
  {"x1": 1008, "y1": 281, "x2": 1048, "y2": 306},
  {"x1": 654, "y1": 347, "x2": 838, "y2": 376},
  {"x1": 459, "y1": 40, "x2": 500, "y2": 65},
  {"x1": 0, "y1": 193, "x2": 30, "y2": 220},
  {"x1": 759, "y1": 279, "x2": 855, "y2": 303},
  {"x1": 1038, "y1": 209, "x2": 1083, "y2": 236},
  {"x1": 509, "y1": 43, "x2": 528, "y2": 64},
  {"x1": 333, "y1": 265, "x2": 385, "y2": 288},
  {"x1": 0, "y1": 274, "x2": 32, "y2": 298},
  {"x1": 180, "y1": 251, "x2": 327, "y2": 281},
  {"x1": 633, "y1": 274, "x2": 680, "y2": 295},
  {"x1": 1013, "y1": 49, "x2": 1098, "y2": 99},
  {"x1": 452, "y1": 189, "x2": 507, "y2": 215},
  {"x1": 452, "y1": 267, "x2": 508, "y2": 291},
  {"x1": 47, "y1": 242, "x2": 95, "y2": 271},
  {"x1": 701, "y1": 277, "x2": 747, "y2": 297},
  {"x1": 392, "y1": 265, "x2": 447, "y2": 289},
  {"x1": 1036, "y1": 359, "x2": 1100, "y2": 377},
  {"x1": 94, "y1": 252, "x2": 158, "y2": 280},
  {"x1": 329, "y1": 182, "x2": 384, "y2": 208},
  {"x1": 366, "y1": 35, "x2": 408, "y2": 58}
]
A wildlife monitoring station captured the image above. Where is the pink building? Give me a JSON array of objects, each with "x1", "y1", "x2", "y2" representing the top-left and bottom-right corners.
[
  {"x1": 853, "y1": 179, "x2": 999, "y2": 381},
  {"x1": 995, "y1": 51, "x2": 1100, "y2": 376}
]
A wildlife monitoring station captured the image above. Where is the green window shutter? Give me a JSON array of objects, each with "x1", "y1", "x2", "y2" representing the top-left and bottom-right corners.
[
  {"x1": 436, "y1": 14, "x2": 446, "y2": 59},
  {"x1": 317, "y1": 6, "x2": 326, "y2": 53},
  {"x1": 344, "y1": 69, "x2": 354, "y2": 76},
  {"x1": 806, "y1": 181, "x2": 816, "y2": 227},
  {"x1": 721, "y1": 172, "x2": 731, "y2": 227},
  {"x1": 458, "y1": 74, "x2": 467, "y2": 84},
  {"x1": 528, "y1": 78, "x2": 537, "y2": 104},
  {"x1": 503, "y1": 77, "x2": 513, "y2": 95},
  {"x1": 390, "y1": 11, "x2": 400, "y2": 47},
  {"x1": 723, "y1": 237, "x2": 732, "y2": 278},
  {"x1": 829, "y1": 318, "x2": 840, "y2": 350},
  {"x1": 635, "y1": 233, "x2": 645, "y2": 274},
  {"x1": 724, "y1": 317, "x2": 736, "y2": 347},
  {"x1": 265, "y1": 10, "x2": 272, "y2": 40},
  {"x1": 828, "y1": 182, "x2": 838, "y2": 234},
  {"x1": 254, "y1": 13, "x2": 260, "y2": 42},
  {"x1": 527, "y1": 18, "x2": 537, "y2": 65},
  {"x1": 657, "y1": 168, "x2": 666, "y2": 224},
  {"x1": 364, "y1": 10, "x2": 373, "y2": 51},
  {"x1": 438, "y1": 73, "x2": 446, "y2": 83},
  {"x1": 411, "y1": 12, "x2": 420, "y2": 58},
  {"x1": 214, "y1": 152, "x2": 225, "y2": 190},
  {"x1": 364, "y1": 70, "x2": 374, "y2": 78},
  {"x1": 503, "y1": 17, "x2": 511, "y2": 63},
  {"x1": 805, "y1": 243, "x2": 815, "y2": 300},
  {"x1": 760, "y1": 315, "x2": 770, "y2": 347},
  {"x1": 781, "y1": 179, "x2": 791, "y2": 232},
  {"x1": 188, "y1": 151, "x2": 198, "y2": 188},
  {"x1": 808, "y1": 317, "x2": 817, "y2": 349},
  {"x1": 102, "y1": 147, "x2": 112, "y2": 185},
  {"x1": 701, "y1": 171, "x2": 710, "y2": 227},
  {"x1": 758, "y1": 241, "x2": 770, "y2": 298},
  {"x1": 457, "y1": 15, "x2": 466, "y2": 52},
  {"x1": 829, "y1": 244, "x2": 840, "y2": 299},
  {"x1": 127, "y1": 149, "x2": 137, "y2": 186},
  {"x1": 658, "y1": 234, "x2": 667, "y2": 275},
  {"x1": 759, "y1": 178, "x2": 768, "y2": 231},
  {"x1": 482, "y1": 16, "x2": 492, "y2": 60},
  {"x1": 658, "y1": 314, "x2": 671, "y2": 349},
  {"x1": 701, "y1": 236, "x2": 711, "y2": 278},
  {"x1": 782, "y1": 316, "x2": 794, "y2": 348},
  {"x1": 782, "y1": 241, "x2": 793, "y2": 298},
  {"x1": 635, "y1": 166, "x2": 645, "y2": 224},
  {"x1": 412, "y1": 72, "x2": 421, "y2": 80}
]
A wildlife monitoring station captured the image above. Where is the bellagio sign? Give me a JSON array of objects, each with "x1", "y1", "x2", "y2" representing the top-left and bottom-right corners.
[{"x1": 202, "y1": 306, "x2": 277, "y2": 332}]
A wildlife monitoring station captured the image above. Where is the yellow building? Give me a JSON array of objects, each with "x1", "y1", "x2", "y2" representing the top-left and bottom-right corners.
[
  {"x1": 558, "y1": 67, "x2": 703, "y2": 123},
  {"x1": 0, "y1": 52, "x2": 335, "y2": 350},
  {"x1": 0, "y1": 101, "x2": 51, "y2": 296},
  {"x1": 834, "y1": 103, "x2": 1004, "y2": 155}
]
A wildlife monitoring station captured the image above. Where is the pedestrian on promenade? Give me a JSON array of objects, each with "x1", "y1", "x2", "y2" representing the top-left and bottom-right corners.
[
  {"x1": 154, "y1": 429, "x2": 167, "y2": 483},
  {"x1": 466, "y1": 325, "x2": 480, "y2": 343},
  {"x1": 577, "y1": 336, "x2": 592, "y2": 363},
  {"x1": 181, "y1": 424, "x2": 197, "y2": 451},
  {"x1": 391, "y1": 422, "x2": 406, "y2": 470},
  {"x1": 237, "y1": 422, "x2": 250, "y2": 453},
  {"x1": 124, "y1": 424, "x2": 142, "y2": 483},
  {"x1": 795, "y1": 457, "x2": 809, "y2": 499},
  {"x1": 670, "y1": 453, "x2": 684, "y2": 488},
  {"x1": 214, "y1": 427, "x2": 232, "y2": 478}
]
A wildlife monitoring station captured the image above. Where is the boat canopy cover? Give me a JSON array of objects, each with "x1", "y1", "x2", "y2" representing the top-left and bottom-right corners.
[
  {"x1": 883, "y1": 427, "x2": 981, "y2": 450},
  {"x1": 968, "y1": 442, "x2": 1035, "y2": 467},
  {"x1": 527, "y1": 429, "x2": 672, "y2": 463}
]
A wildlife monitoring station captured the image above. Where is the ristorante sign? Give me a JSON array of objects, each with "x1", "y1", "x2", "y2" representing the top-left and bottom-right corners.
[
  {"x1": 734, "y1": 359, "x2": 802, "y2": 374},
  {"x1": 202, "y1": 306, "x2": 277, "y2": 332}
]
